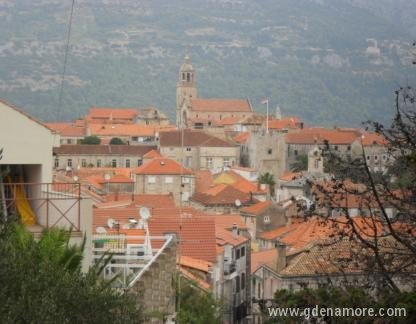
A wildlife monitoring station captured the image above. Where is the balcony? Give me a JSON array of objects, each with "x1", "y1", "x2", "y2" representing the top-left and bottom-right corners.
[
  {"x1": 1, "y1": 182, "x2": 82, "y2": 234},
  {"x1": 92, "y1": 234, "x2": 174, "y2": 288},
  {"x1": 224, "y1": 260, "x2": 237, "y2": 277}
]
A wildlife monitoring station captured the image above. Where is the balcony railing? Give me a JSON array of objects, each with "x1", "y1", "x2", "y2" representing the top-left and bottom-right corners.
[
  {"x1": 1, "y1": 182, "x2": 82, "y2": 231},
  {"x1": 92, "y1": 234, "x2": 174, "y2": 288}
]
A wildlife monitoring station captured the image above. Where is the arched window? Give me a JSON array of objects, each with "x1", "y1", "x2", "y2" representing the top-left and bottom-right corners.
[
  {"x1": 182, "y1": 73, "x2": 186, "y2": 81},
  {"x1": 187, "y1": 73, "x2": 190, "y2": 82}
]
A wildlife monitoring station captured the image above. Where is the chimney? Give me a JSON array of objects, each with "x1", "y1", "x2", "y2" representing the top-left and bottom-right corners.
[
  {"x1": 232, "y1": 223, "x2": 238, "y2": 238},
  {"x1": 275, "y1": 241, "x2": 286, "y2": 272}
]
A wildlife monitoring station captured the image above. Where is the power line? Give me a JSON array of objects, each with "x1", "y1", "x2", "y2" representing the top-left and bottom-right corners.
[{"x1": 56, "y1": 0, "x2": 76, "y2": 121}]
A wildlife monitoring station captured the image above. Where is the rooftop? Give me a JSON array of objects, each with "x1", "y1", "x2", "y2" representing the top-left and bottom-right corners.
[
  {"x1": 134, "y1": 158, "x2": 193, "y2": 175},
  {"x1": 285, "y1": 127, "x2": 361, "y2": 145},
  {"x1": 54, "y1": 145, "x2": 156, "y2": 156},
  {"x1": 190, "y1": 98, "x2": 252, "y2": 113},
  {"x1": 159, "y1": 129, "x2": 236, "y2": 147}
]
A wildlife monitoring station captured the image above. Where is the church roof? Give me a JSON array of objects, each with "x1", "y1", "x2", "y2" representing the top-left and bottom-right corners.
[{"x1": 189, "y1": 98, "x2": 252, "y2": 113}]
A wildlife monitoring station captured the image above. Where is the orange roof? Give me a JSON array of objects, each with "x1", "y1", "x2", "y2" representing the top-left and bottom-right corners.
[
  {"x1": 195, "y1": 170, "x2": 214, "y2": 193},
  {"x1": 216, "y1": 227, "x2": 248, "y2": 247},
  {"x1": 192, "y1": 184, "x2": 256, "y2": 206},
  {"x1": 93, "y1": 206, "x2": 217, "y2": 262},
  {"x1": 179, "y1": 256, "x2": 212, "y2": 273},
  {"x1": 213, "y1": 170, "x2": 265, "y2": 194},
  {"x1": 279, "y1": 171, "x2": 302, "y2": 182},
  {"x1": 143, "y1": 149, "x2": 162, "y2": 159},
  {"x1": 134, "y1": 158, "x2": 193, "y2": 175},
  {"x1": 105, "y1": 194, "x2": 176, "y2": 208},
  {"x1": 86, "y1": 107, "x2": 138, "y2": 122},
  {"x1": 190, "y1": 98, "x2": 252, "y2": 112},
  {"x1": 285, "y1": 127, "x2": 360, "y2": 145},
  {"x1": 45, "y1": 122, "x2": 86, "y2": 137},
  {"x1": 213, "y1": 116, "x2": 243, "y2": 126},
  {"x1": 212, "y1": 214, "x2": 248, "y2": 231},
  {"x1": 361, "y1": 132, "x2": 388, "y2": 146},
  {"x1": 88, "y1": 123, "x2": 157, "y2": 137},
  {"x1": 233, "y1": 132, "x2": 250, "y2": 144},
  {"x1": 240, "y1": 200, "x2": 272, "y2": 215},
  {"x1": 251, "y1": 249, "x2": 278, "y2": 273},
  {"x1": 267, "y1": 117, "x2": 301, "y2": 130},
  {"x1": 180, "y1": 267, "x2": 211, "y2": 291}
]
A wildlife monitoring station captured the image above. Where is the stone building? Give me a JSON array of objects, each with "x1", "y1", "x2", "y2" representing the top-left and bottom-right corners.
[
  {"x1": 133, "y1": 157, "x2": 194, "y2": 204},
  {"x1": 176, "y1": 55, "x2": 254, "y2": 129},
  {"x1": 159, "y1": 129, "x2": 239, "y2": 172},
  {"x1": 53, "y1": 145, "x2": 156, "y2": 169}
]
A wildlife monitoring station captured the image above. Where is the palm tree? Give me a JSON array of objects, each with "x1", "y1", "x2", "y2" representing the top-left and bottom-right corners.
[{"x1": 258, "y1": 172, "x2": 276, "y2": 197}]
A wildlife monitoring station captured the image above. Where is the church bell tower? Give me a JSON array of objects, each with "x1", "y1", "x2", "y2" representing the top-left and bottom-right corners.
[{"x1": 176, "y1": 54, "x2": 197, "y2": 128}]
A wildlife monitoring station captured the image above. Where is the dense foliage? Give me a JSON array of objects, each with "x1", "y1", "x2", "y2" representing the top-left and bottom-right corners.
[
  {"x1": 0, "y1": 1, "x2": 415, "y2": 125},
  {"x1": 109, "y1": 137, "x2": 125, "y2": 145},
  {"x1": 0, "y1": 221, "x2": 143, "y2": 323},
  {"x1": 80, "y1": 136, "x2": 101, "y2": 145},
  {"x1": 264, "y1": 287, "x2": 416, "y2": 323}
]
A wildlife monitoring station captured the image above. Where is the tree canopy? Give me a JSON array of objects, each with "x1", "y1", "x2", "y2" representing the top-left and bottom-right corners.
[
  {"x1": 0, "y1": 221, "x2": 143, "y2": 323},
  {"x1": 80, "y1": 136, "x2": 101, "y2": 145}
]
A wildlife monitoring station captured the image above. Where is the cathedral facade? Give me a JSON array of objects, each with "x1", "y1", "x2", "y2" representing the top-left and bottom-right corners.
[{"x1": 176, "y1": 55, "x2": 254, "y2": 129}]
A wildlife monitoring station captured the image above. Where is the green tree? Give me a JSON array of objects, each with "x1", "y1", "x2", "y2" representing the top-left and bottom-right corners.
[
  {"x1": 0, "y1": 222, "x2": 143, "y2": 323},
  {"x1": 290, "y1": 154, "x2": 308, "y2": 172},
  {"x1": 80, "y1": 136, "x2": 101, "y2": 145},
  {"x1": 109, "y1": 137, "x2": 125, "y2": 145},
  {"x1": 176, "y1": 279, "x2": 225, "y2": 324},
  {"x1": 258, "y1": 172, "x2": 276, "y2": 196}
]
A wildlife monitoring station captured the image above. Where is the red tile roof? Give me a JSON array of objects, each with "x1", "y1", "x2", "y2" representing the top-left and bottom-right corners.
[
  {"x1": 159, "y1": 129, "x2": 236, "y2": 147},
  {"x1": 86, "y1": 107, "x2": 138, "y2": 122},
  {"x1": 195, "y1": 170, "x2": 214, "y2": 193},
  {"x1": 134, "y1": 158, "x2": 193, "y2": 175},
  {"x1": 279, "y1": 171, "x2": 302, "y2": 182},
  {"x1": 213, "y1": 116, "x2": 243, "y2": 126},
  {"x1": 143, "y1": 149, "x2": 162, "y2": 159},
  {"x1": 190, "y1": 98, "x2": 252, "y2": 112},
  {"x1": 213, "y1": 170, "x2": 265, "y2": 195},
  {"x1": 45, "y1": 122, "x2": 86, "y2": 137},
  {"x1": 267, "y1": 117, "x2": 301, "y2": 130},
  {"x1": 192, "y1": 184, "x2": 256, "y2": 206},
  {"x1": 54, "y1": 145, "x2": 156, "y2": 156},
  {"x1": 361, "y1": 132, "x2": 388, "y2": 146},
  {"x1": 233, "y1": 132, "x2": 250, "y2": 144},
  {"x1": 88, "y1": 123, "x2": 157, "y2": 137},
  {"x1": 215, "y1": 227, "x2": 248, "y2": 247},
  {"x1": 240, "y1": 200, "x2": 272, "y2": 215},
  {"x1": 105, "y1": 194, "x2": 176, "y2": 208},
  {"x1": 212, "y1": 214, "x2": 248, "y2": 231},
  {"x1": 251, "y1": 249, "x2": 278, "y2": 273},
  {"x1": 285, "y1": 128, "x2": 360, "y2": 145},
  {"x1": 179, "y1": 256, "x2": 212, "y2": 273}
]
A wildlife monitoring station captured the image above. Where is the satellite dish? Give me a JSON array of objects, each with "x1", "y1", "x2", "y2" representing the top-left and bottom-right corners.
[
  {"x1": 139, "y1": 207, "x2": 151, "y2": 220},
  {"x1": 235, "y1": 199, "x2": 242, "y2": 207},
  {"x1": 73, "y1": 176, "x2": 79, "y2": 182},
  {"x1": 107, "y1": 218, "x2": 117, "y2": 228},
  {"x1": 122, "y1": 223, "x2": 131, "y2": 229},
  {"x1": 104, "y1": 174, "x2": 111, "y2": 181},
  {"x1": 129, "y1": 217, "x2": 138, "y2": 224},
  {"x1": 96, "y1": 226, "x2": 107, "y2": 234}
]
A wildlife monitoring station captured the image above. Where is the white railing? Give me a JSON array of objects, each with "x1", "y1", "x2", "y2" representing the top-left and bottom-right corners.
[{"x1": 92, "y1": 234, "x2": 174, "y2": 289}]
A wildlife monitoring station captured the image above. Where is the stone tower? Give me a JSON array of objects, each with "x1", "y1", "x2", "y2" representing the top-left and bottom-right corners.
[
  {"x1": 308, "y1": 146, "x2": 324, "y2": 174},
  {"x1": 176, "y1": 54, "x2": 197, "y2": 128}
]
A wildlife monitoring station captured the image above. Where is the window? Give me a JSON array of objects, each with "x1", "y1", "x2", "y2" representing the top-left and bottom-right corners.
[
  {"x1": 268, "y1": 148, "x2": 272, "y2": 155},
  {"x1": 182, "y1": 177, "x2": 190, "y2": 184},
  {"x1": 347, "y1": 145, "x2": 351, "y2": 151},
  {"x1": 366, "y1": 155, "x2": 371, "y2": 161},
  {"x1": 132, "y1": 136, "x2": 138, "y2": 142},
  {"x1": 185, "y1": 156, "x2": 192, "y2": 167},
  {"x1": 236, "y1": 248, "x2": 240, "y2": 260},
  {"x1": 148, "y1": 176, "x2": 156, "y2": 184},
  {"x1": 54, "y1": 158, "x2": 59, "y2": 168},
  {"x1": 207, "y1": 157, "x2": 213, "y2": 169},
  {"x1": 165, "y1": 176, "x2": 173, "y2": 184},
  {"x1": 125, "y1": 159, "x2": 131, "y2": 168},
  {"x1": 67, "y1": 139, "x2": 73, "y2": 144},
  {"x1": 223, "y1": 157, "x2": 230, "y2": 167},
  {"x1": 314, "y1": 159, "x2": 319, "y2": 169},
  {"x1": 235, "y1": 276, "x2": 240, "y2": 293},
  {"x1": 81, "y1": 159, "x2": 87, "y2": 168},
  {"x1": 186, "y1": 147, "x2": 191, "y2": 152},
  {"x1": 374, "y1": 155, "x2": 378, "y2": 161},
  {"x1": 241, "y1": 246, "x2": 245, "y2": 257},
  {"x1": 264, "y1": 215, "x2": 271, "y2": 224},
  {"x1": 241, "y1": 273, "x2": 245, "y2": 290},
  {"x1": 334, "y1": 145, "x2": 338, "y2": 151},
  {"x1": 97, "y1": 159, "x2": 101, "y2": 167},
  {"x1": 111, "y1": 159, "x2": 117, "y2": 168},
  {"x1": 67, "y1": 159, "x2": 72, "y2": 167},
  {"x1": 294, "y1": 150, "x2": 298, "y2": 156},
  {"x1": 137, "y1": 159, "x2": 142, "y2": 166},
  {"x1": 382, "y1": 154, "x2": 387, "y2": 161}
]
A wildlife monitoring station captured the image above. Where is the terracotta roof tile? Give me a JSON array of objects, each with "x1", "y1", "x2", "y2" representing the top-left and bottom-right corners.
[
  {"x1": 134, "y1": 158, "x2": 193, "y2": 175},
  {"x1": 179, "y1": 256, "x2": 212, "y2": 273},
  {"x1": 88, "y1": 123, "x2": 157, "y2": 137},
  {"x1": 212, "y1": 214, "x2": 248, "y2": 231},
  {"x1": 192, "y1": 184, "x2": 256, "y2": 206},
  {"x1": 190, "y1": 98, "x2": 252, "y2": 112},
  {"x1": 86, "y1": 107, "x2": 138, "y2": 122},
  {"x1": 361, "y1": 132, "x2": 388, "y2": 146},
  {"x1": 105, "y1": 194, "x2": 176, "y2": 208},
  {"x1": 45, "y1": 122, "x2": 86, "y2": 137},
  {"x1": 160, "y1": 129, "x2": 236, "y2": 147},
  {"x1": 195, "y1": 170, "x2": 214, "y2": 193},
  {"x1": 285, "y1": 127, "x2": 360, "y2": 145},
  {"x1": 143, "y1": 149, "x2": 162, "y2": 159},
  {"x1": 233, "y1": 132, "x2": 250, "y2": 144},
  {"x1": 251, "y1": 249, "x2": 278, "y2": 273},
  {"x1": 213, "y1": 170, "x2": 265, "y2": 194},
  {"x1": 54, "y1": 145, "x2": 156, "y2": 156},
  {"x1": 267, "y1": 117, "x2": 301, "y2": 130},
  {"x1": 240, "y1": 200, "x2": 272, "y2": 215},
  {"x1": 279, "y1": 171, "x2": 302, "y2": 182},
  {"x1": 215, "y1": 227, "x2": 248, "y2": 247}
]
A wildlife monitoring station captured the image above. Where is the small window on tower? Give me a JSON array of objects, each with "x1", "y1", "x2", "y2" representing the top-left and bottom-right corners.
[
  {"x1": 182, "y1": 73, "x2": 186, "y2": 81},
  {"x1": 187, "y1": 73, "x2": 190, "y2": 82}
]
